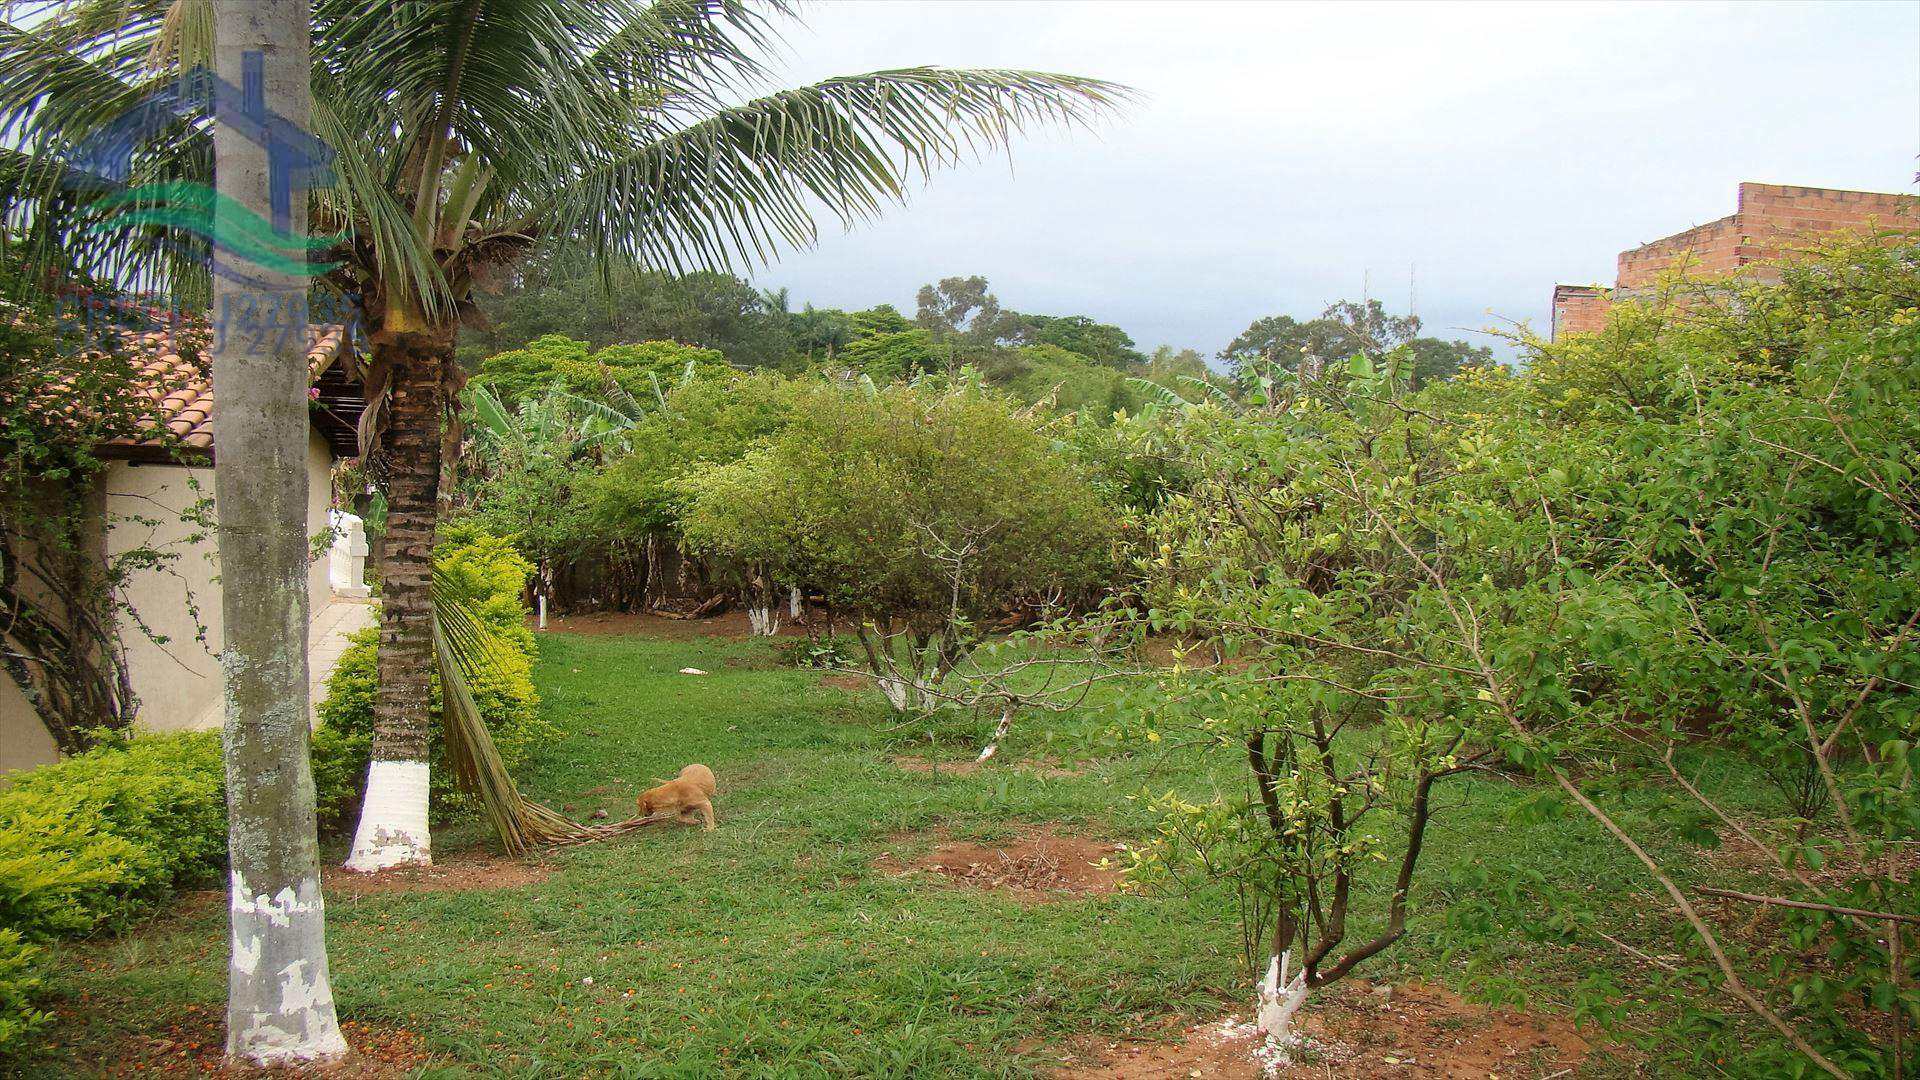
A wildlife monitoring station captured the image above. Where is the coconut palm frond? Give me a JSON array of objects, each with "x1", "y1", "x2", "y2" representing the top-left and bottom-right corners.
[
  {"x1": 557, "y1": 67, "x2": 1133, "y2": 274},
  {"x1": 431, "y1": 571, "x2": 657, "y2": 854}
]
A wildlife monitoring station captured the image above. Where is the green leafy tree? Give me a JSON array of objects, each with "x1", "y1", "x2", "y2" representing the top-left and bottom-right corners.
[
  {"x1": 1402, "y1": 335, "x2": 1492, "y2": 386},
  {"x1": 1225, "y1": 300, "x2": 1487, "y2": 390},
  {"x1": 790, "y1": 308, "x2": 853, "y2": 363},
  {"x1": 837, "y1": 328, "x2": 941, "y2": 383},
  {"x1": 677, "y1": 382, "x2": 1115, "y2": 710},
  {"x1": 0, "y1": 0, "x2": 1129, "y2": 872},
  {"x1": 1119, "y1": 240, "x2": 1920, "y2": 1075},
  {"x1": 580, "y1": 370, "x2": 800, "y2": 609},
  {"x1": 850, "y1": 303, "x2": 912, "y2": 338},
  {"x1": 1023, "y1": 313, "x2": 1144, "y2": 367},
  {"x1": 473, "y1": 334, "x2": 726, "y2": 408},
  {"x1": 914, "y1": 275, "x2": 1027, "y2": 361},
  {"x1": 992, "y1": 343, "x2": 1142, "y2": 416},
  {"x1": 460, "y1": 268, "x2": 796, "y2": 370}
]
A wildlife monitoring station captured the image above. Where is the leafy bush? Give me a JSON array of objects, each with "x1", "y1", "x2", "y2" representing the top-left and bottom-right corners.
[
  {"x1": 1108, "y1": 237, "x2": 1920, "y2": 1074},
  {"x1": 989, "y1": 342, "x2": 1145, "y2": 416},
  {"x1": 316, "y1": 523, "x2": 550, "y2": 812},
  {"x1": 0, "y1": 729, "x2": 362, "y2": 946},
  {"x1": 836, "y1": 328, "x2": 940, "y2": 382},
  {"x1": 471, "y1": 333, "x2": 726, "y2": 406},
  {"x1": 0, "y1": 930, "x2": 45, "y2": 1050},
  {"x1": 0, "y1": 727, "x2": 360, "y2": 1055},
  {"x1": 678, "y1": 382, "x2": 1116, "y2": 710}
]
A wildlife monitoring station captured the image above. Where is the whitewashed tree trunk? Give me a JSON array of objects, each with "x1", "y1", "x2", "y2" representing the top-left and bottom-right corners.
[
  {"x1": 876, "y1": 675, "x2": 916, "y2": 711},
  {"x1": 1255, "y1": 951, "x2": 1309, "y2": 1041},
  {"x1": 788, "y1": 584, "x2": 803, "y2": 619},
  {"x1": 976, "y1": 708, "x2": 1014, "y2": 762},
  {"x1": 212, "y1": 2, "x2": 348, "y2": 1064},
  {"x1": 747, "y1": 605, "x2": 780, "y2": 636},
  {"x1": 343, "y1": 759, "x2": 432, "y2": 870}
]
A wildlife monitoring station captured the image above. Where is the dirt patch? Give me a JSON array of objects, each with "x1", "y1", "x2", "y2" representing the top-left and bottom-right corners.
[
  {"x1": 877, "y1": 827, "x2": 1124, "y2": 899},
  {"x1": 322, "y1": 853, "x2": 551, "y2": 898},
  {"x1": 891, "y1": 754, "x2": 984, "y2": 777},
  {"x1": 820, "y1": 672, "x2": 871, "y2": 692},
  {"x1": 540, "y1": 610, "x2": 806, "y2": 639},
  {"x1": 1048, "y1": 980, "x2": 1589, "y2": 1078},
  {"x1": 1046, "y1": 1018, "x2": 1273, "y2": 1079},
  {"x1": 1702, "y1": 823, "x2": 1918, "y2": 888},
  {"x1": 82, "y1": 1009, "x2": 433, "y2": 1077}
]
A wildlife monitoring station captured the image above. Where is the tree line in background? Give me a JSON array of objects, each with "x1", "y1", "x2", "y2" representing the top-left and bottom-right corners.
[
  {"x1": 447, "y1": 262, "x2": 1494, "y2": 635},
  {"x1": 461, "y1": 262, "x2": 1496, "y2": 396}
]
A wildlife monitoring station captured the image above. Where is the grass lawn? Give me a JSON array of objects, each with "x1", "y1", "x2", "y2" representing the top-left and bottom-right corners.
[{"x1": 20, "y1": 622, "x2": 1773, "y2": 1077}]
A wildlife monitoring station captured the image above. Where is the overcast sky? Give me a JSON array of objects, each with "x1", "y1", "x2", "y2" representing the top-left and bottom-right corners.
[{"x1": 745, "y1": 0, "x2": 1919, "y2": 360}]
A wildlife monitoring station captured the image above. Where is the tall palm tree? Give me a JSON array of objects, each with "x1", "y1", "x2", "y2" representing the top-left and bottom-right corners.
[
  {"x1": 207, "y1": 2, "x2": 349, "y2": 1065},
  {"x1": 0, "y1": 0, "x2": 1129, "y2": 870}
]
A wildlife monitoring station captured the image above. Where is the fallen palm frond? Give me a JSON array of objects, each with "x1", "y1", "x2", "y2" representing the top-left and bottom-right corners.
[{"x1": 431, "y1": 571, "x2": 661, "y2": 855}]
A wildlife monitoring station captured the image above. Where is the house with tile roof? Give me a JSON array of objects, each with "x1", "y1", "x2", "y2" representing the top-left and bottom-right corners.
[{"x1": 0, "y1": 321, "x2": 374, "y2": 773}]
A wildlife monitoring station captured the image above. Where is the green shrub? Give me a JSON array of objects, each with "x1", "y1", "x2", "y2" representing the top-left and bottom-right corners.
[
  {"x1": 0, "y1": 729, "x2": 362, "y2": 944},
  {"x1": 0, "y1": 930, "x2": 46, "y2": 1050},
  {"x1": 0, "y1": 731, "x2": 223, "y2": 938},
  {"x1": 0, "y1": 727, "x2": 359, "y2": 1054},
  {"x1": 316, "y1": 524, "x2": 549, "y2": 813}
]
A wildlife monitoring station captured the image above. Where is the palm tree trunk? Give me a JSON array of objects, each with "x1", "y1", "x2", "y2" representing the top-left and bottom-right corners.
[
  {"x1": 212, "y1": 1, "x2": 348, "y2": 1065},
  {"x1": 343, "y1": 328, "x2": 448, "y2": 871}
]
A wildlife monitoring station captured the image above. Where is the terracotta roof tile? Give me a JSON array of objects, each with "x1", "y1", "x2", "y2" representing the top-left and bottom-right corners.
[{"x1": 100, "y1": 323, "x2": 354, "y2": 459}]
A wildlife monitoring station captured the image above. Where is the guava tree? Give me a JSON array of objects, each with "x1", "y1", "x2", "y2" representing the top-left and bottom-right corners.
[
  {"x1": 677, "y1": 381, "x2": 1115, "y2": 709},
  {"x1": 580, "y1": 369, "x2": 799, "y2": 616},
  {"x1": 1119, "y1": 351, "x2": 1584, "y2": 1045},
  {"x1": 0, "y1": 0, "x2": 1128, "y2": 871}
]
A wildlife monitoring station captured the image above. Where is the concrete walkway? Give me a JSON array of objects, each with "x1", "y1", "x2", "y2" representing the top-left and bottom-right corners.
[{"x1": 308, "y1": 597, "x2": 377, "y2": 724}]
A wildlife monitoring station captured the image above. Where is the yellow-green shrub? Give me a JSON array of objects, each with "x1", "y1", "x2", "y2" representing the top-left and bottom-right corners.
[
  {"x1": 0, "y1": 930, "x2": 45, "y2": 1050},
  {"x1": 0, "y1": 727, "x2": 360, "y2": 1053},
  {"x1": 0, "y1": 729, "x2": 361, "y2": 943},
  {"x1": 316, "y1": 524, "x2": 548, "y2": 813}
]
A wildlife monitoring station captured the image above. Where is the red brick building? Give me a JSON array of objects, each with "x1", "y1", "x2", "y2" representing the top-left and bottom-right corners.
[{"x1": 1551, "y1": 182, "x2": 1918, "y2": 340}]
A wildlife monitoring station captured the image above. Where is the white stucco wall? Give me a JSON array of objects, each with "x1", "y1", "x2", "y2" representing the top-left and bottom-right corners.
[
  {"x1": 0, "y1": 430, "x2": 336, "y2": 773},
  {"x1": 109, "y1": 428, "x2": 336, "y2": 735},
  {"x1": 0, "y1": 685, "x2": 60, "y2": 775}
]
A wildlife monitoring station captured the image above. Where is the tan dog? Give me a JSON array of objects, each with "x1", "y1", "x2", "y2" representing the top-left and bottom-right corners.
[{"x1": 637, "y1": 764, "x2": 717, "y2": 830}]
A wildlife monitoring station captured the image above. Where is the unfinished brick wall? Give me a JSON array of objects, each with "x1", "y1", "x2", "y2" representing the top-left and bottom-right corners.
[
  {"x1": 1616, "y1": 214, "x2": 1744, "y2": 288},
  {"x1": 1734, "y1": 183, "x2": 1917, "y2": 278},
  {"x1": 1551, "y1": 284, "x2": 1612, "y2": 339},
  {"x1": 1551, "y1": 182, "x2": 1920, "y2": 339}
]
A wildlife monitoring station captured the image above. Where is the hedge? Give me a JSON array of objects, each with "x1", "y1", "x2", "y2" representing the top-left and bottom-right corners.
[{"x1": 0, "y1": 726, "x2": 360, "y2": 1052}]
